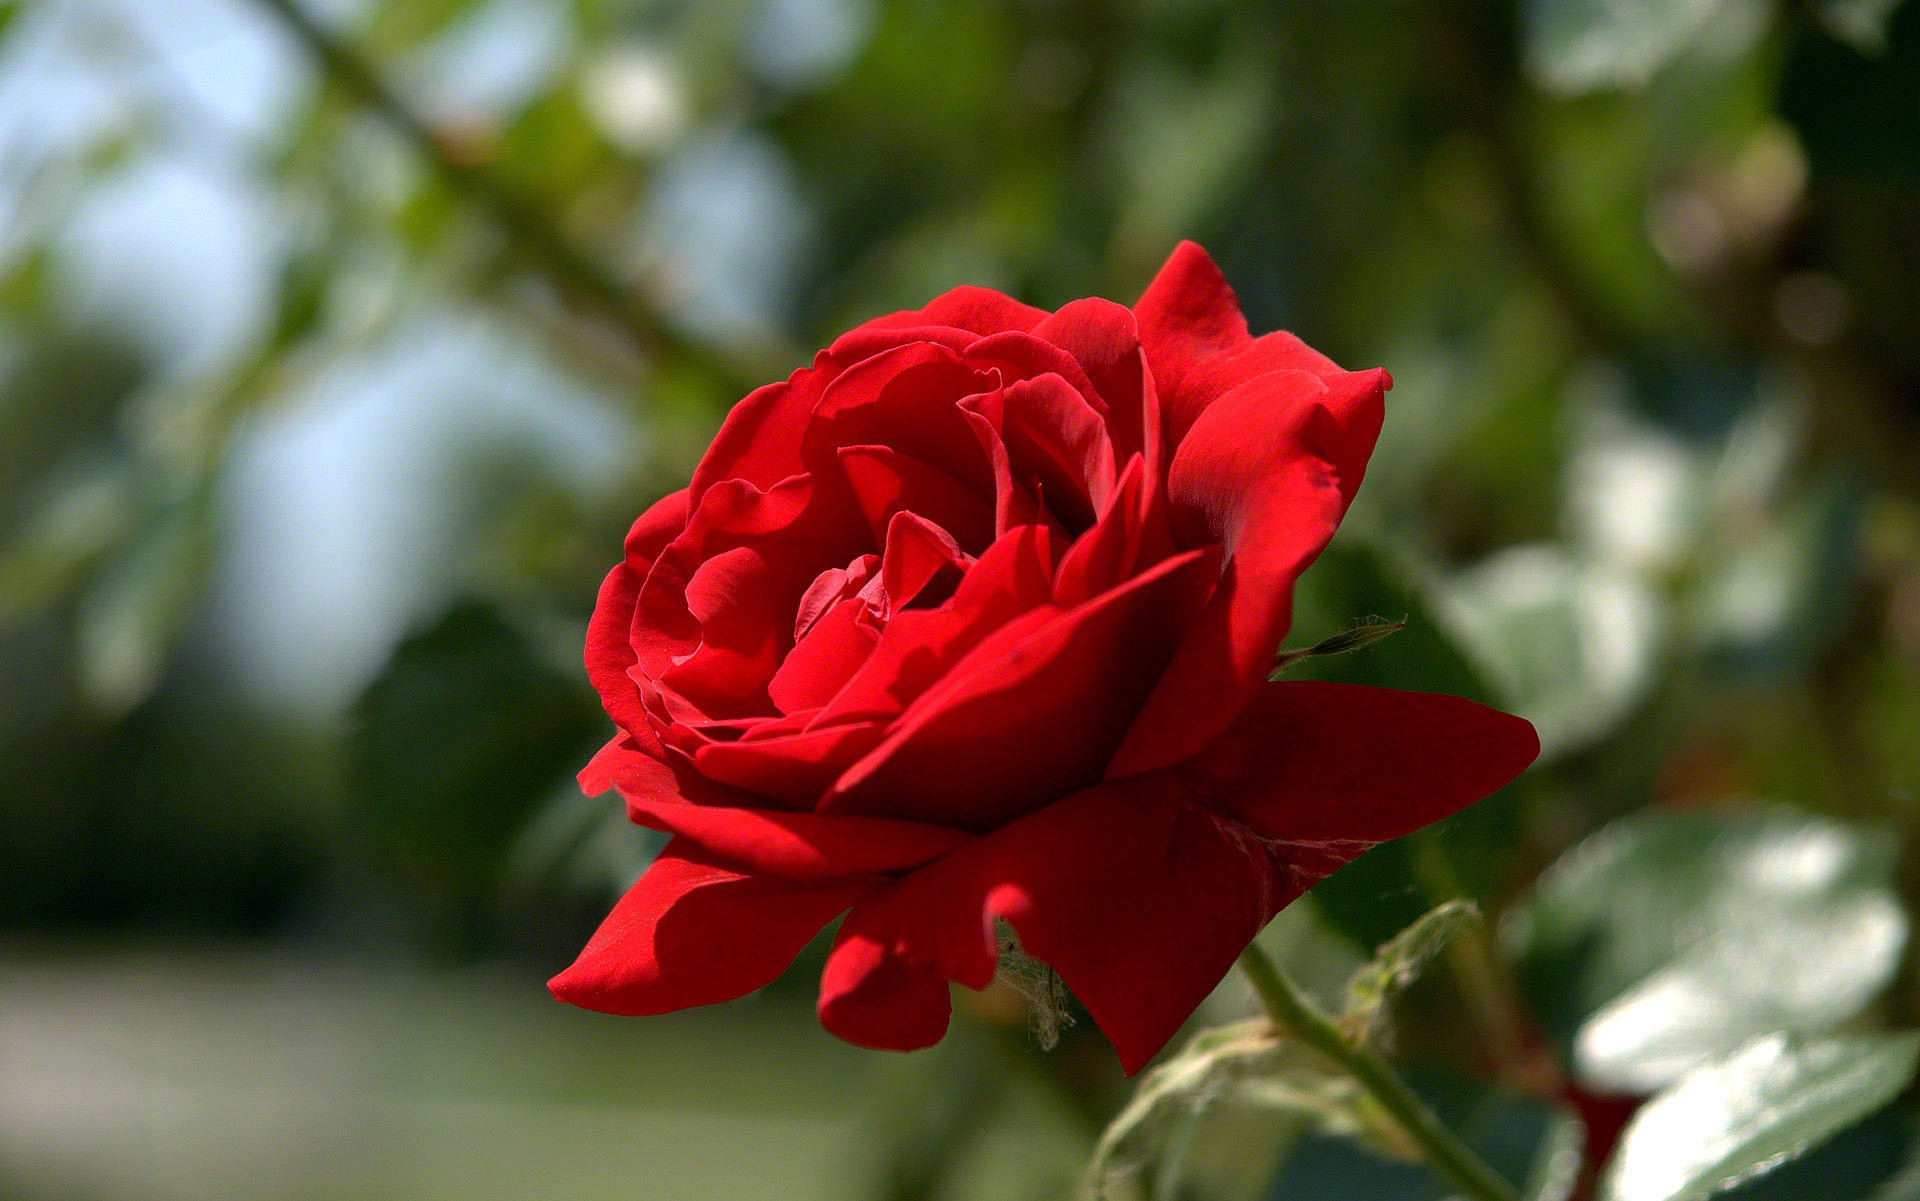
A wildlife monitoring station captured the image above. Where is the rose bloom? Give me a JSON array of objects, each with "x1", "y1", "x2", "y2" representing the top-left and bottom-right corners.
[{"x1": 552, "y1": 243, "x2": 1538, "y2": 1073}]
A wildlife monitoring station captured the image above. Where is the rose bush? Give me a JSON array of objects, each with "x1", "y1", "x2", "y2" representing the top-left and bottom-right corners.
[{"x1": 551, "y1": 242, "x2": 1539, "y2": 1073}]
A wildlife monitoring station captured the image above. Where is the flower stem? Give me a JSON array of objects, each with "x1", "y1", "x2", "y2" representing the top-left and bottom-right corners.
[{"x1": 1237, "y1": 944, "x2": 1520, "y2": 1201}]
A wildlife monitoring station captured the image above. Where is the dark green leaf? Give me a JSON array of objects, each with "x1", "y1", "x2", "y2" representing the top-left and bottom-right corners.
[
  {"x1": 351, "y1": 601, "x2": 604, "y2": 901},
  {"x1": 1599, "y1": 1033, "x2": 1920, "y2": 1201}
]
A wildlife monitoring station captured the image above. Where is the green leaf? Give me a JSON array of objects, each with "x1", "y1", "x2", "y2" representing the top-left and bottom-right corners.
[
  {"x1": 1521, "y1": 0, "x2": 1731, "y2": 95},
  {"x1": 351, "y1": 601, "x2": 604, "y2": 902},
  {"x1": 1432, "y1": 544, "x2": 1665, "y2": 758},
  {"x1": 1819, "y1": 0, "x2": 1911, "y2": 53},
  {"x1": 1599, "y1": 1032, "x2": 1920, "y2": 1201},
  {"x1": 1271, "y1": 614, "x2": 1407, "y2": 678},
  {"x1": 1505, "y1": 808, "x2": 1908, "y2": 1093},
  {"x1": 1343, "y1": 900, "x2": 1481, "y2": 1046},
  {"x1": 1686, "y1": 472, "x2": 1867, "y2": 679}
]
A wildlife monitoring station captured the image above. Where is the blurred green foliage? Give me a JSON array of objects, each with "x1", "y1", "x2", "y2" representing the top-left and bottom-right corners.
[{"x1": 2, "y1": 0, "x2": 1919, "y2": 1198}]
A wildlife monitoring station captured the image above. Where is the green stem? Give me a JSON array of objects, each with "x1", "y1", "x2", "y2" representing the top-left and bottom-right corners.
[{"x1": 1237, "y1": 944, "x2": 1521, "y2": 1201}]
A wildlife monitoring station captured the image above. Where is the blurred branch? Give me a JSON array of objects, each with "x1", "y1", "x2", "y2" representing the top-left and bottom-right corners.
[{"x1": 250, "y1": 0, "x2": 778, "y2": 391}]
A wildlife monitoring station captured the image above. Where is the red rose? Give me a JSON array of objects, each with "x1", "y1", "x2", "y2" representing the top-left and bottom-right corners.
[{"x1": 552, "y1": 242, "x2": 1539, "y2": 1073}]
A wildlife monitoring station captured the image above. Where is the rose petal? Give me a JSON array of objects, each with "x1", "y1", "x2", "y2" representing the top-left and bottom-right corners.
[
  {"x1": 808, "y1": 523, "x2": 1056, "y2": 729},
  {"x1": 766, "y1": 595, "x2": 879, "y2": 715},
  {"x1": 816, "y1": 774, "x2": 1311, "y2": 1074},
  {"x1": 875, "y1": 509, "x2": 972, "y2": 615},
  {"x1": 837, "y1": 444, "x2": 994, "y2": 553},
  {"x1": 963, "y1": 371, "x2": 1116, "y2": 532},
  {"x1": 821, "y1": 546, "x2": 1219, "y2": 830},
  {"x1": 816, "y1": 779, "x2": 1175, "y2": 1054},
  {"x1": 1132, "y1": 241, "x2": 1347, "y2": 448},
  {"x1": 585, "y1": 489, "x2": 690, "y2": 739},
  {"x1": 1109, "y1": 368, "x2": 1387, "y2": 777},
  {"x1": 807, "y1": 343, "x2": 1000, "y2": 496},
  {"x1": 851, "y1": 285, "x2": 1050, "y2": 338},
  {"x1": 1024, "y1": 799, "x2": 1308, "y2": 1074},
  {"x1": 623, "y1": 794, "x2": 973, "y2": 881},
  {"x1": 691, "y1": 722, "x2": 889, "y2": 807},
  {"x1": 579, "y1": 734, "x2": 760, "y2": 808},
  {"x1": 550, "y1": 836, "x2": 873, "y2": 1016},
  {"x1": 1179, "y1": 681, "x2": 1541, "y2": 846},
  {"x1": 688, "y1": 363, "x2": 824, "y2": 507},
  {"x1": 1029, "y1": 297, "x2": 1159, "y2": 467}
]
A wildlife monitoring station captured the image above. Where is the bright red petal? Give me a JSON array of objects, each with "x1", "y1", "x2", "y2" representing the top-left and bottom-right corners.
[
  {"x1": 851, "y1": 285, "x2": 1051, "y2": 338},
  {"x1": 821, "y1": 546, "x2": 1219, "y2": 830},
  {"x1": 550, "y1": 837, "x2": 872, "y2": 1016},
  {"x1": 816, "y1": 775, "x2": 1310, "y2": 1074},
  {"x1": 623, "y1": 794, "x2": 973, "y2": 881},
  {"x1": 1029, "y1": 297, "x2": 1159, "y2": 467},
  {"x1": 585, "y1": 489, "x2": 689, "y2": 739},
  {"x1": 1110, "y1": 368, "x2": 1387, "y2": 777},
  {"x1": 1015, "y1": 789, "x2": 1311, "y2": 1075},
  {"x1": 1132, "y1": 241, "x2": 1347, "y2": 448}
]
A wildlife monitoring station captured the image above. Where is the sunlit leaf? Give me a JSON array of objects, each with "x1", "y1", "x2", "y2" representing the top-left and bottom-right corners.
[
  {"x1": 1599, "y1": 1032, "x2": 1920, "y2": 1201},
  {"x1": 1522, "y1": 0, "x2": 1731, "y2": 94},
  {"x1": 1505, "y1": 808, "x2": 1908, "y2": 1093},
  {"x1": 1433, "y1": 544, "x2": 1666, "y2": 759}
]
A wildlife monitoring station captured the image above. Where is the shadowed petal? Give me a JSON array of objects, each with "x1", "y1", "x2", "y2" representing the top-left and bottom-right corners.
[{"x1": 1177, "y1": 681, "x2": 1541, "y2": 845}]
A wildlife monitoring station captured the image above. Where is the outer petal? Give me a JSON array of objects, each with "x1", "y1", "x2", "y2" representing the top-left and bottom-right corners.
[
  {"x1": 1021, "y1": 795, "x2": 1314, "y2": 1074},
  {"x1": 817, "y1": 776, "x2": 1312, "y2": 1074},
  {"x1": 821, "y1": 546, "x2": 1220, "y2": 830},
  {"x1": 1132, "y1": 241, "x2": 1346, "y2": 448},
  {"x1": 688, "y1": 364, "x2": 824, "y2": 507},
  {"x1": 579, "y1": 733, "x2": 759, "y2": 808},
  {"x1": 1109, "y1": 368, "x2": 1387, "y2": 777},
  {"x1": 1177, "y1": 681, "x2": 1541, "y2": 845},
  {"x1": 817, "y1": 779, "x2": 1175, "y2": 1056},
  {"x1": 851, "y1": 285, "x2": 1050, "y2": 338},
  {"x1": 689, "y1": 722, "x2": 888, "y2": 807},
  {"x1": 585, "y1": 489, "x2": 690, "y2": 739},
  {"x1": 622, "y1": 794, "x2": 973, "y2": 882},
  {"x1": 550, "y1": 836, "x2": 872, "y2": 1016}
]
